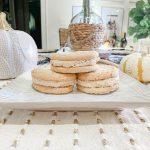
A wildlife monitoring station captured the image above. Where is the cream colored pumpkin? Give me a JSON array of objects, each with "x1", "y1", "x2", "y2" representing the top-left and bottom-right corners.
[
  {"x1": 120, "y1": 53, "x2": 150, "y2": 83},
  {"x1": 0, "y1": 12, "x2": 38, "y2": 79}
]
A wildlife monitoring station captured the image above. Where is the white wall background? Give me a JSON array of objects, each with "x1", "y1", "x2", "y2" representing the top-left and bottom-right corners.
[{"x1": 41, "y1": 0, "x2": 137, "y2": 50}]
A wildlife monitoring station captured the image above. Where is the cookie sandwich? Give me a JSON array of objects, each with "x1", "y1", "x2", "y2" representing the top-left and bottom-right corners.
[
  {"x1": 77, "y1": 64, "x2": 119, "y2": 95},
  {"x1": 32, "y1": 68, "x2": 76, "y2": 94},
  {"x1": 51, "y1": 51, "x2": 99, "y2": 73}
]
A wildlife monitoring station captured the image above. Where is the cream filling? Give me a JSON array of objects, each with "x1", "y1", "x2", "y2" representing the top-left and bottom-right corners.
[
  {"x1": 51, "y1": 58, "x2": 99, "y2": 68},
  {"x1": 33, "y1": 78, "x2": 75, "y2": 87},
  {"x1": 77, "y1": 78, "x2": 119, "y2": 88}
]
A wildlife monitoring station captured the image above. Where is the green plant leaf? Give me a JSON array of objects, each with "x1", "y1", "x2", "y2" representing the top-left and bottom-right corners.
[
  {"x1": 138, "y1": 28, "x2": 149, "y2": 34},
  {"x1": 136, "y1": 0, "x2": 145, "y2": 9},
  {"x1": 134, "y1": 25, "x2": 141, "y2": 30},
  {"x1": 129, "y1": 7, "x2": 144, "y2": 19},
  {"x1": 128, "y1": 27, "x2": 136, "y2": 36},
  {"x1": 140, "y1": 18, "x2": 149, "y2": 28},
  {"x1": 134, "y1": 32, "x2": 149, "y2": 40},
  {"x1": 145, "y1": 3, "x2": 150, "y2": 9},
  {"x1": 129, "y1": 8, "x2": 136, "y2": 18},
  {"x1": 144, "y1": 14, "x2": 150, "y2": 19},
  {"x1": 135, "y1": 10, "x2": 145, "y2": 17},
  {"x1": 129, "y1": 0, "x2": 150, "y2": 40},
  {"x1": 133, "y1": 16, "x2": 144, "y2": 24},
  {"x1": 145, "y1": 8, "x2": 150, "y2": 15}
]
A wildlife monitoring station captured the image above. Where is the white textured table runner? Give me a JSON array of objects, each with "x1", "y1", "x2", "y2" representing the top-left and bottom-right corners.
[
  {"x1": 0, "y1": 108, "x2": 149, "y2": 150},
  {"x1": 0, "y1": 80, "x2": 150, "y2": 149}
]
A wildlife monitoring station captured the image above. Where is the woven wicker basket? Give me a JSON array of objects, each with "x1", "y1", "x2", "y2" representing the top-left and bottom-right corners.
[
  {"x1": 69, "y1": 23, "x2": 104, "y2": 51},
  {"x1": 59, "y1": 28, "x2": 69, "y2": 48}
]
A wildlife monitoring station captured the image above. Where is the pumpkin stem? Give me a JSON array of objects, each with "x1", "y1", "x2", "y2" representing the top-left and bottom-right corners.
[{"x1": 0, "y1": 12, "x2": 13, "y2": 30}]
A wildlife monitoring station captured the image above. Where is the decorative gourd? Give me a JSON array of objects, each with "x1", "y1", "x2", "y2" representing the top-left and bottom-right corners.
[
  {"x1": 0, "y1": 12, "x2": 38, "y2": 79},
  {"x1": 120, "y1": 53, "x2": 150, "y2": 83}
]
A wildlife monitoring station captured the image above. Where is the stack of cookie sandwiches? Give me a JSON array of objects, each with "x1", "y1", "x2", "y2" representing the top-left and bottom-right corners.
[{"x1": 32, "y1": 51, "x2": 119, "y2": 95}]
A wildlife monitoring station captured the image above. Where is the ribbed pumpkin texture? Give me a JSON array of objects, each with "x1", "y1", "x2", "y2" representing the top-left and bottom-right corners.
[
  {"x1": 120, "y1": 53, "x2": 150, "y2": 83},
  {"x1": 0, "y1": 12, "x2": 38, "y2": 79}
]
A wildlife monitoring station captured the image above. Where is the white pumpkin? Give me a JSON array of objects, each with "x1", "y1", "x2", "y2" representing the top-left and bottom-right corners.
[
  {"x1": 0, "y1": 12, "x2": 38, "y2": 79},
  {"x1": 120, "y1": 53, "x2": 150, "y2": 83}
]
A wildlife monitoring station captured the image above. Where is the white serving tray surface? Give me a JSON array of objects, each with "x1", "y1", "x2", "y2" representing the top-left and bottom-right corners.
[{"x1": 0, "y1": 69, "x2": 150, "y2": 110}]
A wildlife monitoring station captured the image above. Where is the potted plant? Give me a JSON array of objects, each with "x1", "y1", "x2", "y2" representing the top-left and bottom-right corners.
[{"x1": 128, "y1": 0, "x2": 150, "y2": 41}]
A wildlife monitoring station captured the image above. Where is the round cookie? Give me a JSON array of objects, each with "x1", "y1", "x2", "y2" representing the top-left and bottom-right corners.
[
  {"x1": 33, "y1": 84, "x2": 73, "y2": 94},
  {"x1": 51, "y1": 51, "x2": 99, "y2": 61},
  {"x1": 78, "y1": 64, "x2": 119, "y2": 81},
  {"x1": 32, "y1": 68, "x2": 76, "y2": 82},
  {"x1": 51, "y1": 64, "x2": 98, "y2": 74},
  {"x1": 77, "y1": 84, "x2": 119, "y2": 95}
]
